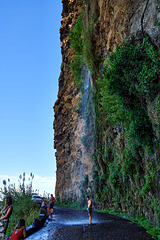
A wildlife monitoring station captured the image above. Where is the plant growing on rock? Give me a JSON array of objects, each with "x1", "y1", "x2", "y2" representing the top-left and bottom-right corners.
[{"x1": 94, "y1": 34, "x2": 160, "y2": 228}]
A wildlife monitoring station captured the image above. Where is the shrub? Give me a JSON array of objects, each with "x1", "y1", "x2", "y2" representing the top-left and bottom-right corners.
[{"x1": 0, "y1": 174, "x2": 40, "y2": 236}]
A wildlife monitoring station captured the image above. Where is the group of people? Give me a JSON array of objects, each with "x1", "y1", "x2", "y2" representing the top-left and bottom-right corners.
[
  {"x1": 0, "y1": 194, "x2": 55, "y2": 240},
  {"x1": 0, "y1": 195, "x2": 92, "y2": 240},
  {"x1": 0, "y1": 196, "x2": 26, "y2": 240},
  {"x1": 41, "y1": 195, "x2": 93, "y2": 224},
  {"x1": 41, "y1": 194, "x2": 55, "y2": 218}
]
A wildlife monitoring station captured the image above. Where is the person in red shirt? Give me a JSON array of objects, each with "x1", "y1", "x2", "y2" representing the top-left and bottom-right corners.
[
  {"x1": 49, "y1": 194, "x2": 55, "y2": 218},
  {"x1": 8, "y1": 219, "x2": 26, "y2": 240}
]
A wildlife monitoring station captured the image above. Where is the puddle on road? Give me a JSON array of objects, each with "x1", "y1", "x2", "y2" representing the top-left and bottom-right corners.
[
  {"x1": 59, "y1": 219, "x2": 112, "y2": 226},
  {"x1": 63, "y1": 219, "x2": 95, "y2": 225},
  {"x1": 26, "y1": 214, "x2": 113, "y2": 240}
]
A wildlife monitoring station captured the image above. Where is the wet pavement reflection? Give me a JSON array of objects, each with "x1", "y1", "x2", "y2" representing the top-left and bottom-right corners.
[{"x1": 26, "y1": 207, "x2": 153, "y2": 240}]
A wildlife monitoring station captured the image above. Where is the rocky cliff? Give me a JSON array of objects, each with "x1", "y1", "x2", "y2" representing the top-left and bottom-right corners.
[
  {"x1": 54, "y1": 0, "x2": 160, "y2": 214},
  {"x1": 54, "y1": 0, "x2": 94, "y2": 201},
  {"x1": 96, "y1": 0, "x2": 160, "y2": 53}
]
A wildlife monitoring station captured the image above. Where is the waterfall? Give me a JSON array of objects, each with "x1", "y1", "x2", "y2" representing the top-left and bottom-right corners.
[
  {"x1": 80, "y1": 65, "x2": 95, "y2": 153},
  {"x1": 82, "y1": 68, "x2": 91, "y2": 118}
]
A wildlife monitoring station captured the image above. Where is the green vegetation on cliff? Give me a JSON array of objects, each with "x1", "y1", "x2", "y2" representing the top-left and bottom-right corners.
[
  {"x1": 94, "y1": 35, "x2": 160, "y2": 223},
  {"x1": 69, "y1": 2, "x2": 100, "y2": 83},
  {"x1": 68, "y1": 2, "x2": 160, "y2": 238},
  {"x1": 69, "y1": 8, "x2": 97, "y2": 150}
]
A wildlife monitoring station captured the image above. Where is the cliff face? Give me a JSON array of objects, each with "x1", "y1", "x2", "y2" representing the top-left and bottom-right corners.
[
  {"x1": 54, "y1": 0, "x2": 93, "y2": 201},
  {"x1": 96, "y1": 0, "x2": 160, "y2": 54},
  {"x1": 54, "y1": 0, "x2": 160, "y2": 203}
]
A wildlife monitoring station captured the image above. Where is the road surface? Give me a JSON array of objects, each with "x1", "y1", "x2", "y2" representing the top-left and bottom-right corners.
[{"x1": 26, "y1": 207, "x2": 153, "y2": 240}]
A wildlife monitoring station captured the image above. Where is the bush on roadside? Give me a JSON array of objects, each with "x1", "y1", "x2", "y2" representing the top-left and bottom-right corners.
[{"x1": 0, "y1": 173, "x2": 40, "y2": 236}]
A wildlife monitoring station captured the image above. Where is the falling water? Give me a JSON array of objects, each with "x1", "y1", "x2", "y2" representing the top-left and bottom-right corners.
[
  {"x1": 80, "y1": 65, "x2": 95, "y2": 152},
  {"x1": 81, "y1": 69, "x2": 91, "y2": 118}
]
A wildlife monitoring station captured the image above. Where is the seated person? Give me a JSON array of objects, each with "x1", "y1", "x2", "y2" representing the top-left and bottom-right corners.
[
  {"x1": 41, "y1": 198, "x2": 49, "y2": 213},
  {"x1": 8, "y1": 219, "x2": 26, "y2": 240}
]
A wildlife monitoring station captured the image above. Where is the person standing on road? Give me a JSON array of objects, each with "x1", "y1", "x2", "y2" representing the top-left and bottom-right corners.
[
  {"x1": 0, "y1": 196, "x2": 13, "y2": 240},
  {"x1": 49, "y1": 194, "x2": 55, "y2": 218},
  {"x1": 87, "y1": 196, "x2": 92, "y2": 224}
]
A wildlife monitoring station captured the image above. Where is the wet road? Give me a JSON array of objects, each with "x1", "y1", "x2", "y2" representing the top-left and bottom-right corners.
[{"x1": 26, "y1": 207, "x2": 153, "y2": 240}]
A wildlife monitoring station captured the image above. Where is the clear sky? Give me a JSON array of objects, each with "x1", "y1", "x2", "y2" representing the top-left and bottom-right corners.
[{"x1": 0, "y1": 0, "x2": 62, "y2": 195}]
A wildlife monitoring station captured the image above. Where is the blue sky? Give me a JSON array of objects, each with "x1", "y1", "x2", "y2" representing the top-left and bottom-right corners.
[{"x1": 0, "y1": 1, "x2": 62, "y2": 195}]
